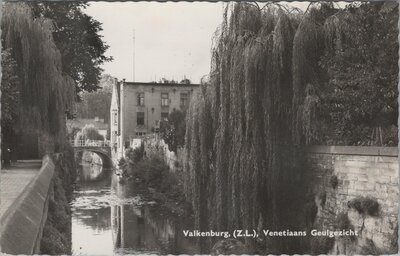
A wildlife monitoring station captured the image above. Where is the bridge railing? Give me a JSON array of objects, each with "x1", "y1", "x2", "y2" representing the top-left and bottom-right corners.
[{"x1": 70, "y1": 139, "x2": 110, "y2": 147}]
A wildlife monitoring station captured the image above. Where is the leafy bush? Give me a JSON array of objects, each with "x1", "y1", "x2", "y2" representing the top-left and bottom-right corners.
[
  {"x1": 135, "y1": 156, "x2": 169, "y2": 185},
  {"x1": 125, "y1": 143, "x2": 145, "y2": 163},
  {"x1": 348, "y1": 196, "x2": 380, "y2": 216},
  {"x1": 320, "y1": 2, "x2": 398, "y2": 146},
  {"x1": 118, "y1": 157, "x2": 126, "y2": 167},
  {"x1": 159, "y1": 110, "x2": 186, "y2": 152}
]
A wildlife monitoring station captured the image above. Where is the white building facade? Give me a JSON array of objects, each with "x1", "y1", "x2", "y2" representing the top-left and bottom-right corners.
[{"x1": 110, "y1": 80, "x2": 199, "y2": 159}]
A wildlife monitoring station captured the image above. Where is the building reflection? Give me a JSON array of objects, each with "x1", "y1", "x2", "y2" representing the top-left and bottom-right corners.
[
  {"x1": 110, "y1": 181, "x2": 199, "y2": 254},
  {"x1": 112, "y1": 204, "x2": 159, "y2": 252}
]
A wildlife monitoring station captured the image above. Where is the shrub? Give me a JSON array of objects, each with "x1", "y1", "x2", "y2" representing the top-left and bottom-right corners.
[
  {"x1": 329, "y1": 175, "x2": 338, "y2": 189},
  {"x1": 135, "y1": 155, "x2": 169, "y2": 186},
  {"x1": 348, "y1": 196, "x2": 380, "y2": 216},
  {"x1": 118, "y1": 157, "x2": 126, "y2": 168},
  {"x1": 159, "y1": 110, "x2": 186, "y2": 153},
  {"x1": 125, "y1": 143, "x2": 144, "y2": 163}
]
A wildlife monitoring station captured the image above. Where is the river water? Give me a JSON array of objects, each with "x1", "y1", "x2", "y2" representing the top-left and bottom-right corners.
[{"x1": 71, "y1": 155, "x2": 200, "y2": 255}]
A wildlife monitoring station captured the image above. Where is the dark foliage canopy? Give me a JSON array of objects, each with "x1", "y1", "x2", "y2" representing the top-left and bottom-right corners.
[
  {"x1": 29, "y1": 2, "x2": 112, "y2": 94},
  {"x1": 160, "y1": 110, "x2": 186, "y2": 153},
  {"x1": 319, "y1": 2, "x2": 398, "y2": 145},
  {"x1": 75, "y1": 74, "x2": 114, "y2": 123},
  {"x1": 1, "y1": 49, "x2": 19, "y2": 132},
  {"x1": 2, "y1": 3, "x2": 75, "y2": 148}
]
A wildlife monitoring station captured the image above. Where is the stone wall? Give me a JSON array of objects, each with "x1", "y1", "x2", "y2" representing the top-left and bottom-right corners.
[
  {"x1": 306, "y1": 146, "x2": 398, "y2": 254},
  {"x1": 0, "y1": 156, "x2": 55, "y2": 254},
  {"x1": 139, "y1": 142, "x2": 399, "y2": 253}
]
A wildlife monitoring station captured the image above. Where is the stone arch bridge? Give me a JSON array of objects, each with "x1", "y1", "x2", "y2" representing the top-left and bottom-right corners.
[{"x1": 70, "y1": 140, "x2": 113, "y2": 168}]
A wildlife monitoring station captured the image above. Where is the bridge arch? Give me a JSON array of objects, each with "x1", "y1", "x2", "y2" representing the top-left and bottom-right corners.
[{"x1": 73, "y1": 148, "x2": 114, "y2": 169}]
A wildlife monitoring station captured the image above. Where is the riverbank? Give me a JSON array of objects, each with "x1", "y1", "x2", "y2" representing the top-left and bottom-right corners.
[
  {"x1": 40, "y1": 146, "x2": 77, "y2": 254},
  {"x1": 127, "y1": 155, "x2": 192, "y2": 217}
]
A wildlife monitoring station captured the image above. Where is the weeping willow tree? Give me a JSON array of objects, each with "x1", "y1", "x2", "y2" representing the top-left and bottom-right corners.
[
  {"x1": 185, "y1": 3, "x2": 307, "y2": 253},
  {"x1": 183, "y1": 2, "x2": 330, "y2": 254},
  {"x1": 184, "y1": 1, "x2": 398, "y2": 254},
  {"x1": 1, "y1": 3, "x2": 78, "y2": 254},
  {"x1": 2, "y1": 2, "x2": 75, "y2": 153},
  {"x1": 1, "y1": 49, "x2": 20, "y2": 155}
]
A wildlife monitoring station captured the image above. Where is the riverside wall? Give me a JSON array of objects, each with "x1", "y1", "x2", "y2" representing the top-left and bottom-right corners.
[
  {"x1": 0, "y1": 156, "x2": 54, "y2": 254},
  {"x1": 306, "y1": 146, "x2": 398, "y2": 253},
  {"x1": 143, "y1": 139, "x2": 399, "y2": 253}
]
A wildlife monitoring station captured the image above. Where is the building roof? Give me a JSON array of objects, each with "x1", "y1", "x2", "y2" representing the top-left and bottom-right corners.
[{"x1": 122, "y1": 81, "x2": 200, "y2": 87}]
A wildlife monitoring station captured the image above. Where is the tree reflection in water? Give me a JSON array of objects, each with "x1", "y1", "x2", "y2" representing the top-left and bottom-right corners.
[{"x1": 72, "y1": 163, "x2": 201, "y2": 255}]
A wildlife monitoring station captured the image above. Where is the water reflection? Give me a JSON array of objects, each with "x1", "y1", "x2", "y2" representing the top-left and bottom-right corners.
[
  {"x1": 72, "y1": 162, "x2": 200, "y2": 255},
  {"x1": 77, "y1": 151, "x2": 104, "y2": 182}
]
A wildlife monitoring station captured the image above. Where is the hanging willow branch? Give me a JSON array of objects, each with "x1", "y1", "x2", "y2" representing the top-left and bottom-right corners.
[
  {"x1": 2, "y1": 2, "x2": 76, "y2": 148},
  {"x1": 184, "y1": 3, "x2": 312, "y2": 253},
  {"x1": 182, "y1": 1, "x2": 395, "y2": 253}
]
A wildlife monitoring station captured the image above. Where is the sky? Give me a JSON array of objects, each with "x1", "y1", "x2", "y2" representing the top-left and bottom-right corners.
[
  {"x1": 85, "y1": 2, "x2": 225, "y2": 83},
  {"x1": 84, "y1": 2, "x2": 320, "y2": 84}
]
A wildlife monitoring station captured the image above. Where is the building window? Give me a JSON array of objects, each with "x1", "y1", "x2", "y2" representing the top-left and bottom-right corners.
[
  {"x1": 137, "y1": 112, "x2": 145, "y2": 126},
  {"x1": 161, "y1": 93, "x2": 169, "y2": 106},
  {"x1": 137, "y1": 92, "x2": 144, "y2": 106},
  {"x1": 161, "y1": 112, "x2": 169, "y2": 121},
  {"x1": 113, "y1": 111, "x2": 118, "y2": 125},
  {"x1": 180, "y1": 93, "x2": 188, "y2": 108},
  {"x1": 112, "y1": 131, "x2": 117, "y2": 143}
]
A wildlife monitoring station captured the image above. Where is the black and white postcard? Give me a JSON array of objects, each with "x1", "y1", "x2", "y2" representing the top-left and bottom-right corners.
[{"x1": 0, "y1": 1, "x2": 398, "y2": 255}]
